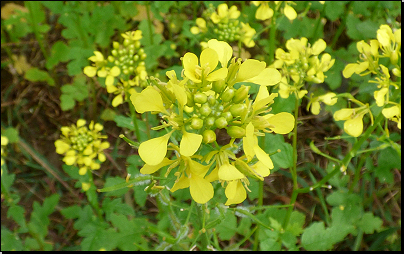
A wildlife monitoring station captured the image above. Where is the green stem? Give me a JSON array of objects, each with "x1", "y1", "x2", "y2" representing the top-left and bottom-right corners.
[
  {"x1": 196, "y1": 204, "x2": 210, "y2": 250},
  {"x1": 25, "y1": 2, "x2": 48, "y2": 60},
  {"x1": 86, "y1": 171, "x2": 103, "y2": 220},
  {"x1": 267, "y1": 8, "x2": 278, "y2": 64},
  {"x1": 292, "y1": 95, "x2": 299, "y2": 190},
  {"x1": 145, "y1": 2, "x2": 154, "y2": 45},
  {"x1": 126, "y1": 91, "x2": 142, "y2": 142}
]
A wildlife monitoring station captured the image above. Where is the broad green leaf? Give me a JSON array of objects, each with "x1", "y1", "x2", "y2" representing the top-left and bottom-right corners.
[
  {"x1": 24, "y1": 67, "x2": 55, "y2": 86},
  {"x1": 216, "y1": 210, "x2": 237, "y2": 240},
  {"x1": 46, "y1": 41, "x2": 71, "y2": 70},
  {"x1": 357, "y1": 212, "x2": 383, "y2": 234},
  {"x1": 1, "y1": 228, "x2": 23, "y2": 251},
  {"x1": 2, "y1": 127, "x2": 19, "y2": 143}
]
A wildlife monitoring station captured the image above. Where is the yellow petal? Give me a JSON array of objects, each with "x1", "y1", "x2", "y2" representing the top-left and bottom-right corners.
[
  {"x1": 254, "y1": 145, "x2": 274, "y2": 169},
  {"x1": 180, "y1": 131, "x2": 203, "y2": 157},
  {"x1": 79, "y1": 167, "x2": 87, "y2": 175},
  {"x1": 110, "y1": 66, "x2": 121, "y2": 77},
  {"x1": 183, "y1": 52, "x2": 200, "y2": 83},
  {"x1": 106, "y1": 75, "x2": 115, "y2": 86},
  {"x1": 284, "y1": 4, "x2": 297, "y2": 20},
  {"x1": 382, "y1": 106, "x2": 400, "y2": 119},
  {"x1": 206, "y1": 67, "x2": 228, "y2": 81},
  {"x1": 265, "y1": 112, "x2": 295, "y2": 134},
  {"x1": 55, "y1": 140, "x2": 70, "y2": 154},
  {"x1": 246, "y1": 68, "x2": 281, "y2": 86},
  {"x1": 112, "y1": 95, "x2": 123, "y2": 107},
  {"x1": 171, "y1": 82, "x2": 187, "y2": 107},
  {"x1": 218, "y1": 163, "x2": 245, "y2": 181},
  {"x1": 311, "y1": 101, "x2": 321, "y2": 115},
  {"x1": 334, "y1": 108, "x2": 354, "y2": 121},
  {"x1": 189, "y1": 174, "x2": 214, "y2": 204},
  {"x1": 255, "y1": 3, "x2": 273, "y2": 20},
  {"x1": 131, "y1": 86, "x2": 167, "y2": 114},
  {"x1": 81, "y1": 182, "x2": 91, "y2": 191},
  {"x1": 312, "y1": 39, "x2": 327, "y2": 55},
  {"x1": 243, "y1": 122, "x2": 256, "y2": 161},
  {"x1": 207, "y1": 39, "x2": 233, "y2": 68},
  {"x1": 225, "y1": 180, "x2": 247, "y2": 205},
  {"x1": 171, "y1": 173, "x2": 190, "y2": 192},
  {"x1": 374, "y1": 88, "x2": 388, "y2": 107},
  {"x1": 200, "y1": 48, "x2": 219, "y2": 74},
  {"x1": 140, "y1": 157, "x2": 174, "y2": 174},
  {"x1": 235, "y1": 59, "x2": 266, "y2": 83},
  {"x1": 83, "y1": 66, "x2": 97, "y2": 77},
  {"x1": 138, "y1": 132, "x2": 172, "y2": 165},
  {"x1": 344, "y1": 115, "x2": 364, "y2": 137},
  {"x1": 251, "y1": 161, "x2": 270, "y2": 177}
]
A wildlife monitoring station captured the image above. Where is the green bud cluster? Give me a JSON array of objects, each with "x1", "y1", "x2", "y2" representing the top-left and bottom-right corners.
[
  {"x1": 109, "y1": 40, "x2": 146, "y2": 76},
  {"x1": 69, "y1": 129, "x2": 94, "y2": 151},
  {"x1": 214, "y1": 20, "x2": 240, "y2": 42},
  {"x1": 184, "y1": 84, "x2": 250, "y2": 143}
]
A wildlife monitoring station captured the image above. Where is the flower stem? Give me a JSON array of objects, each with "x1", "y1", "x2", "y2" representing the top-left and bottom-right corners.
[
  {"x1": 145, "y1": 1, "x2": 154, "y2": 45},
  {"x1": 86, "y1": 171, "x2": 103, "y2": 220}
]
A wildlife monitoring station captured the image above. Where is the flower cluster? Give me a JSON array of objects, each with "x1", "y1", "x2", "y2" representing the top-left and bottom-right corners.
[
  {"x1": 131, "y1": 39, "x2": 294, "y2": 205},
  {"x1": 191, "y1": 3, "x2": 256, "y2": 48},
  {"x1": 55, "y1": 119, "x2": 110, "y2": 175},
  {"x1": 337, "y1": 24, "x2": 401, "y2": 136},
  {"x1": 84, "y1": 30, "x2": 148, "y2": 107}
]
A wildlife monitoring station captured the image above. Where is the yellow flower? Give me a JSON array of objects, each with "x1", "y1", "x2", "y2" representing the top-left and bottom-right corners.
[
  {"x1": 382, "y1": 105, "x2": 401, "y2": 129},
  {"x1": 307, "y1": 92, "x2": 337, "y2": 115},
  {"x1": 55, "y1": 119, "x2": 110, "y2": 175},
  {"x1": 210, "y1": 3, "x2": 240, "y2": 24},
  {"x1": 283, "y1": 2, "x2": 297, "y2": 21},
  {"x1": 334, "y1": 106, "x2": 370, "y2": 137},
  {"x1": 182, "y1": 48, "x2": 228, "y2": 83},
  {"x1": 243, "y1": 122, "x2": 274, "y2": 169},
  {"x1": 138, "y1": 131, "x2": 173, "y2": 166},
  {"x1": 191, "y1": 18, "x2": 207, "y2": 35},
  {"x1": 130, "y1": 86, "x2": 168, "y2": 114},
  {"x1": 377, "y1": 25, "x2": 401, "y2": 64},
  {"x1": 224, "y1": 180, "x2": 247, "y2": 205},
  {"x1": 252, "y1": 1, "x2": 274, "y2": 20},
  {"x1": 170, "y1": 157, "x2": 214, "y2": 204},
  {"x1": 240, "y1": 22, "x2": 256, "y2": 48}
]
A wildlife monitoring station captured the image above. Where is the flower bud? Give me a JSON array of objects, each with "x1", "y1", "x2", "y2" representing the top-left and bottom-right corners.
[
  {"x1": 215, "y1": 117, "x2": 228, "y2": 129},
  {"x1": 392, "y1": 68, "x2": 401, "y2": 77},
  {"x1": 107, "y1": 56, "x2": 115, "y2": 62},
  {"x1": 227, "y1": 126, "x2": 246, "y2": 138},
  {"x1": 222, "y1": 112, "x2": 233, "y2": 122},
  {"x1": 111, "y1": 49, "x2": 118, "y2": 57},
  {"x1": 208, "y1": 95, "x2": 216, "y2": 106},
  {"x1": 221, "y1": 88, "x2": 235, "y2": 102},
  {"x1": 205, "y1": 116, "x2": 215, "y2": 126},
  {"x1": 203, "y1": 129, "x2": 216, "y2": 143},
  {"x1": 229, "y1": 104, "x2": 247, "y2": 117},
  {"x1": 199, "y1": 104, "x2": 212, "y2": 116},
  {"x1": 191, "y1": 118, "x2": 204, "y2": 130},
  {"x1": 194, "y1": 93, "x2": 208, "y2": 104},
  {"x1": 123, "y1": 39, "x2": 130, "y2": 47},
  {"x1": 232, "y1": 85, "x2": 250, "y2": 103},
  {"x1": 213, "y1": 79, "x2": 226, "y2": 93},
  {"x1": 113, "y1": 41, "x2": 120, "y2": 49}
]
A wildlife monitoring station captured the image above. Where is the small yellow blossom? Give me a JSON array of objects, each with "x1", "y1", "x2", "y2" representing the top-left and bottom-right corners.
[{"x1": 334, "y1": 106, "x2": 371, "y2": 137}]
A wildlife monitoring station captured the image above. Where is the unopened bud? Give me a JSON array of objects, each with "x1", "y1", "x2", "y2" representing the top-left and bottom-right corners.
[
  {"x1": 191, "y1": 118, "x2": 204, "y2": 129},
  {"x1": 227, "y1": 126, "x2": 246, "y2": 138},
  {"x1": 213, "y1": 79, "x2": 226, "y2": 93},
  {"x1": 232, "y1": 85, "x2": 250, "y2": 103},
  {"x1": 203, "y1": 129, "x2": 216, "y2": 143},
  {"x1": 199, "y1": 104, "x2": 212, "y2": 116},
  {"x1": 194, "y1": 93, "x2": 208, "y2": 104},
  {"x1": 221, "y1": 112, "x2": 233, "y2": 122},
  {"x1": 215, "y1": 117, "x2": 228, "y2": 129},
  {"x1": 229, "y1": 104, "x2": 247, "y2": 117},
  {"x1": 221, "y1": 88, "x2": 235, "y2": 102}
]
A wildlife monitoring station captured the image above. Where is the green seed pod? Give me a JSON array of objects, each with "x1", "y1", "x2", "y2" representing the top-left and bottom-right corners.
[
  {"x1": 232, "y1": 85, "x2": 250, "y2": 103},
  {"x1": 227, "y1": 126, "x2": 246, "y2": 138},
  {"x1": 215, "y1": 117, "x2": 228, "y2": 129},
  {"x1": 200, "y1": 104, "x2": 212, "y2": 116},
  {"x1": 229, "y1": 104, "x2": 247, "y2": 117},
  {"x1": 203, "y1": 129, "x2": 216, "y2": 144},
  {"x1": 222, "y1": 111, "x2": 233, "y2": 122},
  {"x1": 191, "y1": 118, "x2": 204, "y2": 130},
  {"x1": 221, "y1": 88, "x2": 235, "y2": 102},
  {"x1": 213, "y1": 79, "x2": 226, "y2": 93},
  {"x1": 194, "y1": 93, "x2": 208, "y2": 104}
]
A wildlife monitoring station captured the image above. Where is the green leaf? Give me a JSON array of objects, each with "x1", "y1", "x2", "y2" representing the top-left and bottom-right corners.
[
  {"x1": 60, "y1": 94, "x2": 75, "y2": 111},
  {"x1": 46, "y1": 41, "x2": 71, "y2": 70},
  {"x1": 357, "y1": 212, "x2": 383, "y2": 234},
  {"x1": 1, "y1": 228, "x2": 23, "y2": 251},
  {"x1": 24, "y1": 67, "x2": 55, "y2": 86},
  {"x1": 103, "y1": 176, "x2": 129, "y2": 197},
  {"x1": 7, "y1": 205, "x2": 28, "y2": 232},
  {"x1": 301, "y1": 221, "x2": 354, "y2": 251},
  {"x1": 324, "y1": 1, "x2": 347, "y2": 21},
  {"x1": 100, "y1": 108, "x2": 117, "y2": 121},
  {"x1": 216, "y1": 210, "x2": 237, "y2": 240},
  {"x1": 376, "y1": 147, "x2": 399, "y2": 184},
  {"x1": 27, "y1": 194, "x2": 60, "y2": 238},
  {"x1": 114, "y1": 115, "x2": 135, "y2": 131},
  {"x1": 102, "y1": 198, "x2": 134, "y2": 222},
  {"x1": 265, "y1": 133, "x2": 293, "y2": 169}
]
